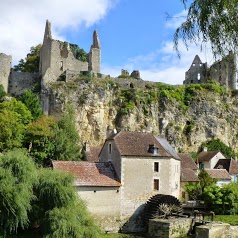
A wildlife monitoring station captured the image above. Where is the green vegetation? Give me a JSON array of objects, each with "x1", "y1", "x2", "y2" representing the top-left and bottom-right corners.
[
  {"x1": 175, "y1": 0, "x2": 238, "y2": 57},
  {"x1": 185, "y1": 171, "x2": 238, "y2": 215},
  {"x1": 213, "y1": 215, "x2": 238, "y2": 225},
  {"x1": 69, "y1": 43, "x2": 88, "y2": 62},
  {"x1": 14, "y1": 45, "x2": 41, "y2": 73},
  {"x1": 200, "y1": 138, "x2": 237, "y2": 158},
  {"x1": 19, "y1": 90, "x2": 43, "y2": 121}
]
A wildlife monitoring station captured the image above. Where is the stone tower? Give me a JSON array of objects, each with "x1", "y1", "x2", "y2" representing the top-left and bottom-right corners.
[
  {"x1": 0, "y1": 53, "x2": 12, "y2": 93},
  {"x1": 88, "y1": 30, "x2": 101, "y2": 73}
]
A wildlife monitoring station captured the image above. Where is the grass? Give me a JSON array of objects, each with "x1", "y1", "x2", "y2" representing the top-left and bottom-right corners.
[{"x1": 213, "y1": 215, "x2": 238, "y2": 225}]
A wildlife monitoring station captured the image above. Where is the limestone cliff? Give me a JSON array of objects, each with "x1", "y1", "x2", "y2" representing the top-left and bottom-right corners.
[{"x1": 46, "y1": 77, "x2": 238, "y2": 153}]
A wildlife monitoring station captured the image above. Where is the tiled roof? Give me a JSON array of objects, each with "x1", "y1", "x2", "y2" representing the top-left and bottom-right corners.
[
  {"x1": 85, "y1": 146, "x2": 101, "y2": 162},
  {"x1": 214, "y1": 159, "x2": 238, "y2": 175},
  {"x1": 179, "y1": 153, "x2": 198, "y2": 170},
  {"x1": 197, "y1": 151, "x2": 220, "y2": 162},
  {"x1": 205, "y1": 169, "x2": 231, "y2": 180},
  {"x1": 181, "y1": 168, "x2": 199, "y2": 182},
  {"x1": 229, "y1": 159, "x2": 238, "y2": 174},
  {"x1": 107, "y1": 131, "x2": 180, "y2": 159},
  {"x1": 52, "y1": 161, "x2": 121, "y2": 187}
]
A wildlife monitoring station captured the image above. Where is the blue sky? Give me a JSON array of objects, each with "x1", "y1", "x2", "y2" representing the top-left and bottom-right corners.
[{"x1": 0, "y1": 0, "x2": 213, "y2": 85}]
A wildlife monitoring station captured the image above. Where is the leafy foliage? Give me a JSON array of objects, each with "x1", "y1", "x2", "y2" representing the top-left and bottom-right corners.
[
  {"x1": 14, "y1": 45, "x2": 41, "y2": 73},
  {"x1": 0, "y1": 98, "x2": 33, "y2": 151},
  {"x1": 0, "y1": 85, "x2": 6, "y2": 101},
  {"x1": 69, "y1": 43, "x2": 88, "y2": 62},
  {"x1": 0, "y1": 149, "x2": 37, "y2": 235},
  {"x1": 19, "y1": 90, "x2": 43, "y2": 121},
  {"x1": 200, "y1": 138, "x2": 236, "y2": 158},
  {"x1": 175, "y1": 0, "x2": 238, "y2": 57}
]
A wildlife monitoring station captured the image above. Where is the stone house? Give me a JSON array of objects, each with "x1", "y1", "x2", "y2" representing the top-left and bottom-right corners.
[
  {"x1": 53, "y1": 131, "x2": 181, "y2": 232},
  {"x1": 179, "y1": 153, "x2": 199, "y2": 201},
  {"x1": 205, "y1": 169, "x2": 232, "y2": 187},
  {"x1": 197, "y1": 150, "x2": 226, "y2": 169},
  {"x1": 52, "y1": 160, "x2": 121, "y2": 231}
]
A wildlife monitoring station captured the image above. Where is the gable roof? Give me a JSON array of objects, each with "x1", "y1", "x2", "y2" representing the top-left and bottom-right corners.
[
  {"x1": 84, "y1": 146, "x2": 101, "y2": 162},
  {"x1": 52, "y1": 161, "x2": 121, "y2": 187},
  {"x1": 105, "y1": 131, "x2": 180, "y2": 160},
  {"x1": 197, "y1": 151, "x2": 221, "y2": 162},
  {"x1": 205, "y1": 169, "x2": 231, "y2": 180},
  {"x1": 179, "y1": 153, "x2": 198, "y2": 170},
  {"x1": 181, "y1": 168, "x2": 199, "y2": 182},
  {"x1": 214, "y1": 159, "x2": 238, "y2": 175}
]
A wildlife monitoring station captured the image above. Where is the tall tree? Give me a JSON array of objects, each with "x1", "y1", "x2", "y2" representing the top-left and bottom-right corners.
[
  {"x1": 0, "y1": 149, "x2": 37, "y2": 235},
  {"x1": 14, "y1": 45, "x2": 41, "y2": 73},
  {"x1": 175, "y1": 0, "x2": 238, "y2": 57},
  {"x1": 19, "y1": 90, "x2": 43, "y2": 121}
]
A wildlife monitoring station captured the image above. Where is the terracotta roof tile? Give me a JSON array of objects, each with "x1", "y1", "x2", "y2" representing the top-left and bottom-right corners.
[
  {"x1": 52, "y1": 161, "x2": 121, "y2": 187},
  {"x1": 85, "y1": 146, "x2": 101, "y2": 162},
  {"x1": 107, "y1": 131, "x2": 180, "y2": 159},
  {"x1": 205, "y1": 169, "x2": 231, "y2": 180},
  {"x1": 181, "y1": 168, "x2": 199, "y2": 182},
  {"x1": 197, "y1": 151, "x2": 221, "y2": 162},
  {"x1": 179, "y1": 153, "x2": 198, "y2": 170},
  {"x1": 229, "y1": 159, "x2": 238, "y2": 175}
]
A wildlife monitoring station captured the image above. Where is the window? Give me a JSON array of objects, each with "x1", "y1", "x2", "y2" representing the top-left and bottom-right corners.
[
  {"x1": 154, "y1": 162, "x2": 159, "y2": 172},
  {"x1": 108, "y1": 143, "x2": 112, "y2": 154},
  {"x1": 182, "y1": 191, "x2": 186, "y2": 198},
  {"x1": 192, "y1": 63, "x2": 195, "y2": 67},
  {"x1": 154, "y1": 179, "x2": 159, "y2": 191},
  {"x1": 60, "y1": 61, "x2": 63, "y2": 70},
  {"x1": 197, "y1": 73, "x2": 201, "y2": 80}
]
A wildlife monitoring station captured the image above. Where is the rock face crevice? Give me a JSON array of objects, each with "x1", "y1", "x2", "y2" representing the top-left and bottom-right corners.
[{"x1": 46, "y1": 79, "x2": 238, "y2": 153}]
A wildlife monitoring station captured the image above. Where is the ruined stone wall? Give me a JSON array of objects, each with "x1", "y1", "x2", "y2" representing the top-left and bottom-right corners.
[
  {"x1": 8, "y1": 70, "x2": 39, "y2": 96},
  {"x1": 88, "y1": 48, "x2": 100, "y2": 73},
  {"x1": 0, "y1": 53, "x2": 12, "y2": 92},
  {"x1": 75, "y1": 186, "x2": 121, "y2": 232},
  {"x1": 209, "y1": 53, "x2": 236, "y2": 90},
  {"x1": 41, "y1": 40, "x2": 88, "y2": 86}
]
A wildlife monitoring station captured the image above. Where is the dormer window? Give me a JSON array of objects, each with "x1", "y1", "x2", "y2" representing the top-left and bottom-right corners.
[{"x1": 148, "y1": 144, "x2": 158, "y2": 155}]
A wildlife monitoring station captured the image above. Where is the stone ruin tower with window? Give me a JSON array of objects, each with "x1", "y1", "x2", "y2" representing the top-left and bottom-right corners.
[
  {"x1": 40, "y1": 20, "x2": 101, "y2": 113},
  {"x1": 184, "y1": 52, "x2": 237, "y2": 90}
]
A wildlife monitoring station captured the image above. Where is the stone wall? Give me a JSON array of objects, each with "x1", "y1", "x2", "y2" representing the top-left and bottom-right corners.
[
  {"x1": 8, "y1": 70, "x2": 39, "y2": 96},
  {"x1": 148, "y1": 218, "x2": 193, "y2": 238},
  {"x1": 0, "y1": 53, "x2": 12, "y2": 92},
  {"x1": 76, "y1": 186, "x2": 121, "y2": 232}
]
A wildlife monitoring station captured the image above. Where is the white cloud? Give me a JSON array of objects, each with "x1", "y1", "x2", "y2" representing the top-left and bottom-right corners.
[
  {"x1": 0, "y1": 0, "x2": 115, "y2": 64},
  {"x1": 165, "y1": 10, "x2": 187, "y2": 30},
  {"x1": 102, "y1": 40, "x2": 214, "y2": 85}
]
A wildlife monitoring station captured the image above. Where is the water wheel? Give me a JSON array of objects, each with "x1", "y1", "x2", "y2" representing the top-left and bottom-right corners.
[{"x1": 143, "y1": 194, "x2": 183, "y2": 226}]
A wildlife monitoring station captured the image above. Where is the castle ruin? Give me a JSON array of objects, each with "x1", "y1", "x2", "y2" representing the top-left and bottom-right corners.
[
  {"x1": 0, "y1": 20, "x2": 101, "y2": 100},
  {"x1": 184, "y1": 52, "x2": 237, "y2": 90}
]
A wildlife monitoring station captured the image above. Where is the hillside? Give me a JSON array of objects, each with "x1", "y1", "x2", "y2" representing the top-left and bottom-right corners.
[{"x1": 46, "y1": 76, "x2": 238, "y2": 153}]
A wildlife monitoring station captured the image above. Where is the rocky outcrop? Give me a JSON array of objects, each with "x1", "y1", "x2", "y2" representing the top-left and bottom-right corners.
[{"x1": 46, "y1": 78, "x2": 238, "y2": 153}]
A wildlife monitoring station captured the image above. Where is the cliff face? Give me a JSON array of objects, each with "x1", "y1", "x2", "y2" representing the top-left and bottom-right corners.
[{"x1": 47, "y1": 77, "x2": 238, "y2": 153}]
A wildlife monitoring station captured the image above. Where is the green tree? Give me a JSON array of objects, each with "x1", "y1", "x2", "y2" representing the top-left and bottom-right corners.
[
  {"x1": 19, "y1": 90, "x2": 43, "y2": 121},
  {"x1": 31, "y1": 169, "x2": 101, "y2": 237},
  {"x1": 24, "y1": 115, "x2": 57, "y2": 165},
  {"x1": 0, "y1": 85, "x2": 6, "y2": 101},
  {"x1": 0, "y1": 149, "x2": 37, "y2": 235},
  {"x1": 53, "y1": 104, "x2": 82, "y2": 161},
  {"x1": 0, "y1": 99, "x2": 32, "y2": 151},
  {"x1": 69, "y1": 43, "x2": 88, "y2": 62},
  {"x1": 200, "y1": 139, "x2": 236, "y2": 158},
  {"x1": 175, "y1": 0, "x2": 238, "y2": 57},
  {"x1": 14, "y1": 45, "x2": 41, "y2": 73}
]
